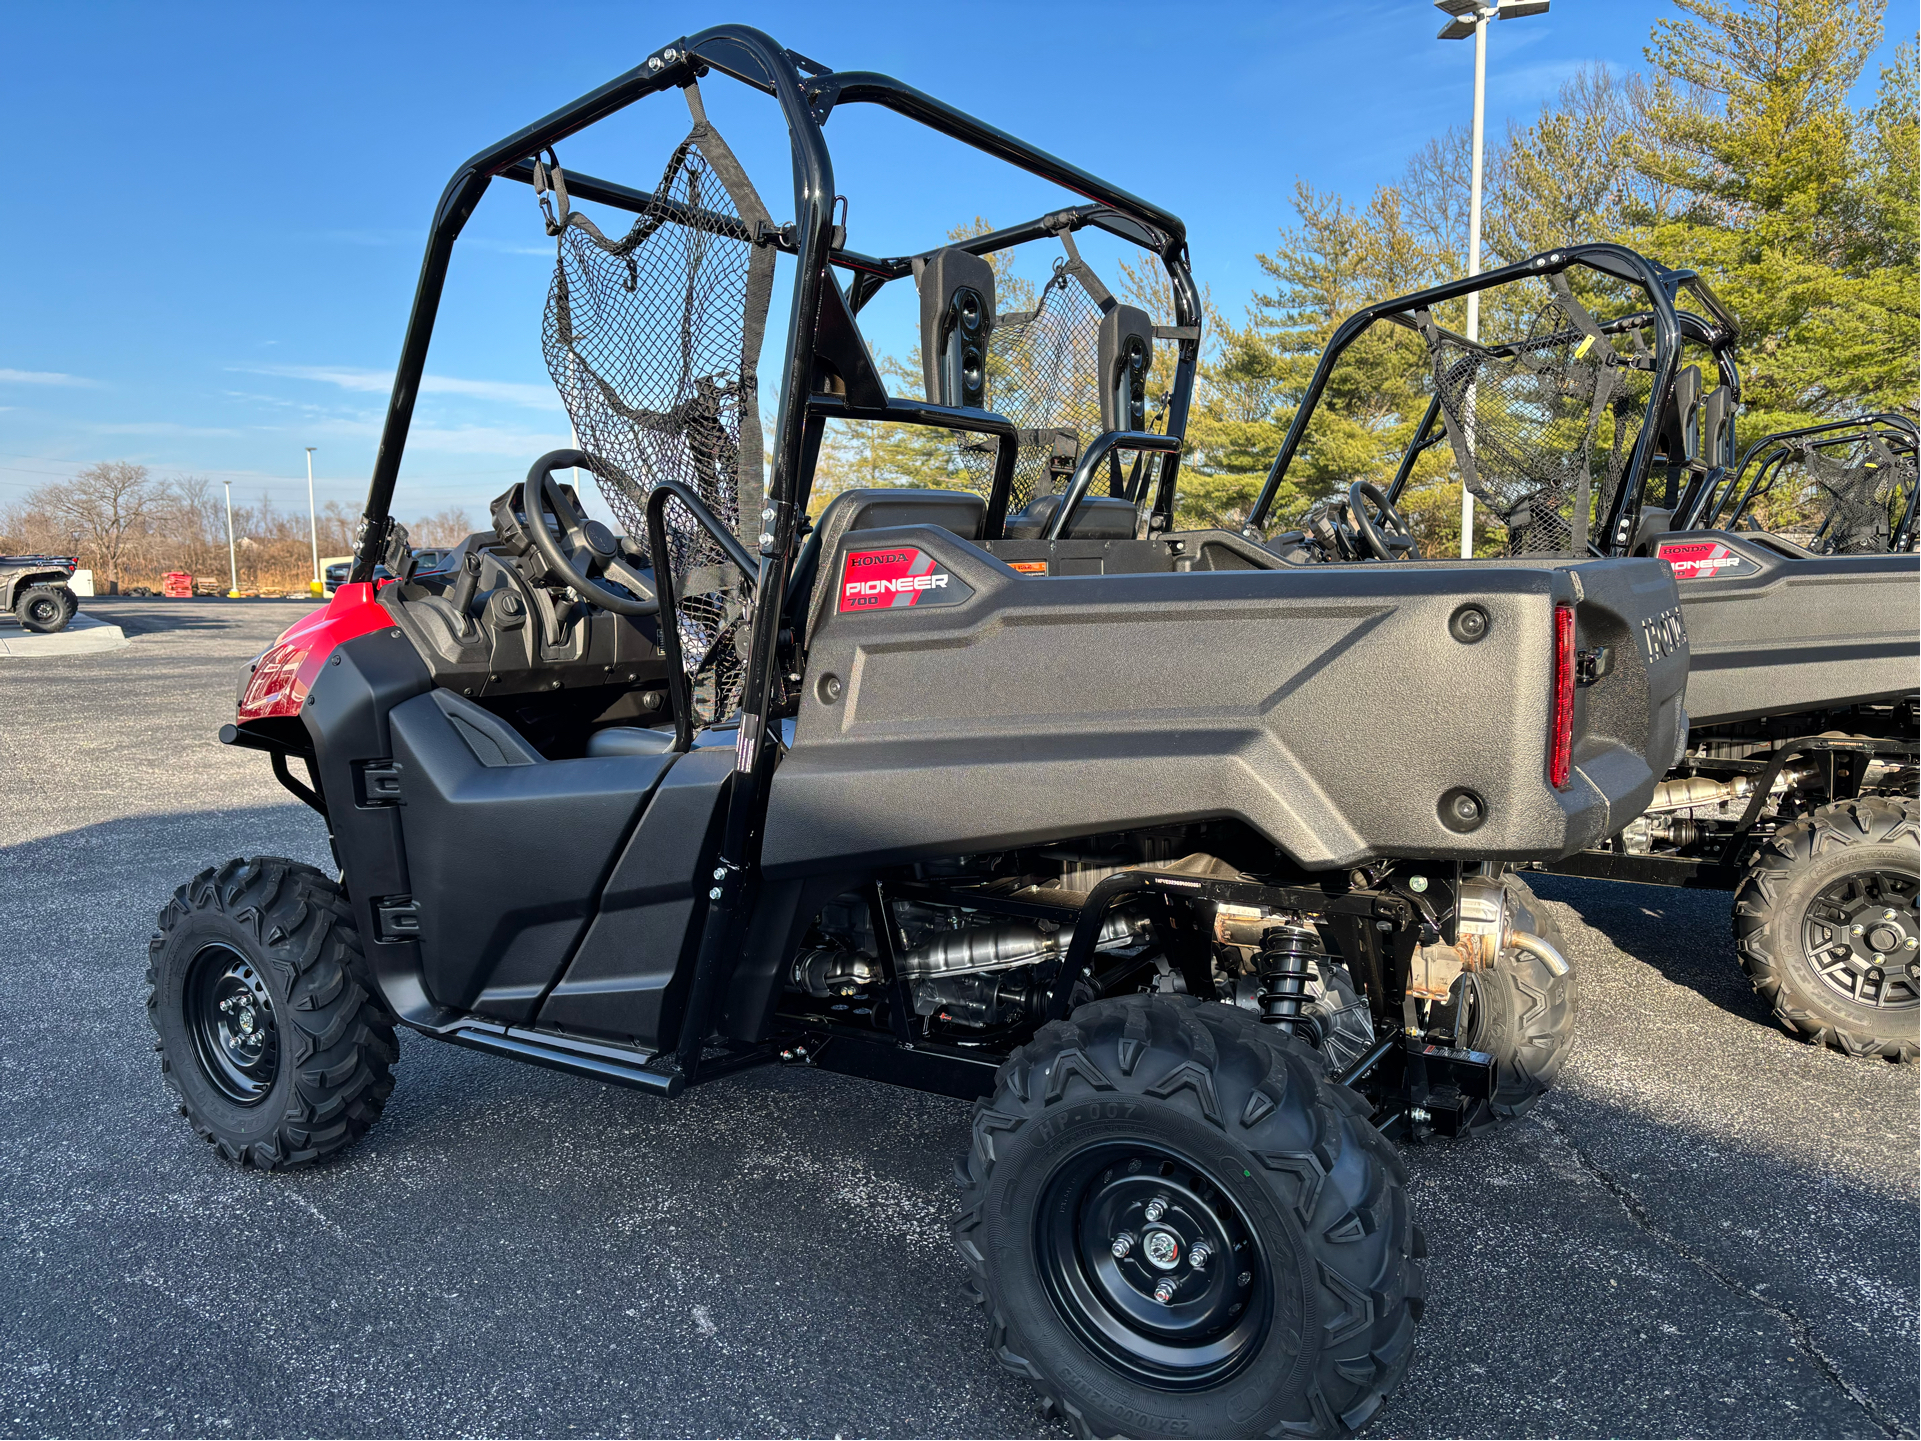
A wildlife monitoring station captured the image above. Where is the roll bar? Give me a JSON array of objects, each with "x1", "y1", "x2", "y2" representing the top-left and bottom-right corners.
[
  {"x1": 1705, "y1": 413, "x2": 1921, "y2": 544},
  {"x1": 1244, "y1": 243, "x2": 1715, "y2": 556},
  {"x1": 353, "y1": 25, "x2": 1200, "y2": 588},
  {"x1": 1045, "y1": 431, "x2": 1183, "y2": 539}
]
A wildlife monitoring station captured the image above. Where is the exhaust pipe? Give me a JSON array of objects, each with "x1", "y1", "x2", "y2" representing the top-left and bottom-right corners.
[{"x1": 1508, "y1": 928, "x2": 1570, "y2": 977}]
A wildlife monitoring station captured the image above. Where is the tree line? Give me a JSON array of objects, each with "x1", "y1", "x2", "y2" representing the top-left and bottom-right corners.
[{"x1": 0, "y1": 462, "x2": 473, "y2": 594}]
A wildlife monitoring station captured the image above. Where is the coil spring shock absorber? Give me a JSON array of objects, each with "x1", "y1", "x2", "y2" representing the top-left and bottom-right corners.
[{"x1": 1256, "y1": 922, "x2": 1323, "y2": 1035}]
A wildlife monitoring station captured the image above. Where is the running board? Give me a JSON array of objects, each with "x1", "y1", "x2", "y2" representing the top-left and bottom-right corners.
[{"x1": 445, "y1": 1024, "x2": 685, "y2": 1097}]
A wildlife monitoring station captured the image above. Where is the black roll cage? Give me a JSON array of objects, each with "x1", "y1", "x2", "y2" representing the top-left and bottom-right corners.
[
  {"x1": 344, "y1": 24, "x2": 1201, "y2": 1084},
  {"x1": 1244, "y1": 243, "x2": 1739, "y2": 556},
  {"x1": 1690, "y1": 413, "x2": 1920, "y2": 548}
]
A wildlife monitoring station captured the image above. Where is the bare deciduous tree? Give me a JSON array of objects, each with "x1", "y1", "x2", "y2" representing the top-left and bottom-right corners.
[
  {"x1": 408, "y1": 507, "x2": 477, "y2": 547},
  {"x1": 44, "y1": 462, "x2": 167, "y2": 593}
]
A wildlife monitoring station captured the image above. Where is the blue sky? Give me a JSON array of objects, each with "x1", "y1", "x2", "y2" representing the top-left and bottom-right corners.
[{"x1": 1, "y1": 1, "x2": 1906, "y2": 527}]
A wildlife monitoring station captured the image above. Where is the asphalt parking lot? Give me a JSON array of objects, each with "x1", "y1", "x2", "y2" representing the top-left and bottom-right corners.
[{"x1": 1, "y1": 597, "x2": 1915, "y2": 1440}]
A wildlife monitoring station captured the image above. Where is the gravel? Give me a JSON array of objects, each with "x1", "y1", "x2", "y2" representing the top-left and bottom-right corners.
[{"x1": 1, "y1": 597, "x2": 1913, "y2": 1439}]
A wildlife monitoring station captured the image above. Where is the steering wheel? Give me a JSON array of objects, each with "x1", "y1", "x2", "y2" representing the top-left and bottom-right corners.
[
  {"x1": 1347, "y1": 480, "x2": 1421, "y2": 561},
  {"x1": 521, "y1": 450, "x2": 657, "y2": 616}
]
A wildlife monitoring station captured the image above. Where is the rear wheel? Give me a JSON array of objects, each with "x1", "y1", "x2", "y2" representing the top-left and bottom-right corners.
[
  {"x1": 15, "y1": 585, "x2": 70, "y2": 633},
  {"x1": 1431, "y1": 875, "x2": 1579, "y2": 1126},
  {"x1": 953, "y1": 996, "x2": 1423, "y2": 1438},
  {"x1": 1734, "y1": 797, "x2": 1919, "y2": 1061},
  {"x1": 148, "y1": 857, "x2": 398, "y2": 1167}
]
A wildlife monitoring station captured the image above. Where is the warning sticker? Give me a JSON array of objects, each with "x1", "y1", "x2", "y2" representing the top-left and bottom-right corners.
[
  {"x1": 1656, "y1": 539, "x2": 1755, "y2": 580},
  {"x1": 837, "y1": 547, "x2": 974, "y2": 615},
  {"x1": 1006, "y1": 560, "x2": 1049, "y2": 576}
]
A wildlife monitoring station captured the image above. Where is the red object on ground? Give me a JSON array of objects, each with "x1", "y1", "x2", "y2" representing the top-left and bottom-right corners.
[
  {"x1": 162, "y1": 572, "x2": 193, "y2": 599},
  {"x1": 236, "y1": 582, "x2": 393, "y2": 721}
]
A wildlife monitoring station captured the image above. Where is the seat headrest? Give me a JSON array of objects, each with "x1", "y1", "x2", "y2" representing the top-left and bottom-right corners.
[{"x1": 816, "y1": 487, "x2": 986, "y2": 540}]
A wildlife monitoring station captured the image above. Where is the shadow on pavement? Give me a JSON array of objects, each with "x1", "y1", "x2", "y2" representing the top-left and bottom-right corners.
[
  {"x1": 73, "y1": 598, "x2": 318, "y2": 636},
  {"x1": 1527, "y1": 869, "x2": 1785, "y2": 1032}
]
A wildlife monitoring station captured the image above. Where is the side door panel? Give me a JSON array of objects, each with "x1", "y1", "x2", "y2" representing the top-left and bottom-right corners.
[
  {"x1": 536, "y1": 748, "x2": 734, "y2": 1051},
  {"x1": 386, "y1": 692, "x2": 674, "y2": 1020}
]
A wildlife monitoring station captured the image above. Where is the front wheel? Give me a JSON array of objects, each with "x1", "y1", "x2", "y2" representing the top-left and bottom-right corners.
[
  {"x1": 953, "y1": 997, "x2": 1424, "y2": 1439},
  {"x1": 1733, "y1": 797, "x2": 1919, "y2": 1061},
  {"x1": 147, "y1": 857, "x2": 398, "y2": 1168}
]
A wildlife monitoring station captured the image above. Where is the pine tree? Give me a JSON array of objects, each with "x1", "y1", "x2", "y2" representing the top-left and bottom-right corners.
[
  {"x1": 1626, "y1": 0, "x2": 1915, "y2": 432},
  {"x1": 1182, "y1": 181, "x2": 1473, "y2": 546}
]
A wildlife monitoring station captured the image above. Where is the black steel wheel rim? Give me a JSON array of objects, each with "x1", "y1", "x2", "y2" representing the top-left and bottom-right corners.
[
  {"x1": 184, "y1": 944, "x2": 280, "y2": 1105},
  {"x1": 24, "y1": 595, "x2": 59, "y2": 625},
  {"x1": 1036, "y1": 1142, "x2": 1271, "y2": 1389},
  {"x1": 1801, "y1": 864, "x2": 1920, "y2": 1011}
]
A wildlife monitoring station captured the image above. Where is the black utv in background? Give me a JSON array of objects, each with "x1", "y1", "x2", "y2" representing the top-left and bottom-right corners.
[
  {"x1": 148, "y1": 30, "x2": 1690, "y2": 1439},
  {"x1": 1246, "y1": 249, "x2": 1918, "y2": 1062},
  {"x1": 1, "y1": 554, "x2": 80, "y2": 633}
]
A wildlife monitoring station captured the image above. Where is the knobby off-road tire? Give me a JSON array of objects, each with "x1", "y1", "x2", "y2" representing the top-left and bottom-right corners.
[
  {"x1": 953, "y1": 996, "x2": 1424, "y2": 1439},
  {"x1": 15, "y1": 585, "x2": 71, "y2": 634},
  {"x1": 1456, "y1": 875, "x2": 1580, "y2": 1125},
  {"x1": 148, "y1": 857, "x2": 398, "y2": 1168},
  {"x1": 1733, "y1": 797, "x2": 1919, "y2": 1062}
]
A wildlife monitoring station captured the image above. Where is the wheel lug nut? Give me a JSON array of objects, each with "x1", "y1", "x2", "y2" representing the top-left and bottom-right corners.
[
  {"x1": 1883, "y1": 910, "x2": 1897, "y2": 921},
  {"x1": 1110, "y1": 1232, "x2": 1135, "y2": 1259},
  {"x1": 1153, "y1": 1279, "x2": 1178, "y2": 1304},
  {"x1": 1143, "y1": 1195, "x2": 1168, "y2": 1223},
  {"x1": 1190, "y1": 1241, "x2": 1213, "y2": 1271},
  {"x1": 1852, "y1": 925, "x2": 1865, "y2": 936}
]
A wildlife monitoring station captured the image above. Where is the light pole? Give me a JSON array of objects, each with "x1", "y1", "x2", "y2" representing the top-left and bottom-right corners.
[
  {"x1": 222, "y1": 479, "x2": 240, "y2": 598},
  {"x1": 305, "y1": 447, "x2": 321, "y2": 596},
  {"x1": 1435, "y1": 0, "x2": 1549, "y2": 557}
]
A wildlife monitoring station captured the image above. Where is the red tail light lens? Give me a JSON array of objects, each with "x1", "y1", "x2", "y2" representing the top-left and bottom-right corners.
[{"x1": 1549, "y1": 603, "x2": 1576, "y2": 789}]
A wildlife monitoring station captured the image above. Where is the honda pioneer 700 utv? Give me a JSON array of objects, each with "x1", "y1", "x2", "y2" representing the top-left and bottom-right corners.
[
  {"x1": 1243, "y1": 246, "x2": 1919, "y2": 1063},
  {"x1": 149, "y1": 30, "x2": 1690, "y2": 1438}
]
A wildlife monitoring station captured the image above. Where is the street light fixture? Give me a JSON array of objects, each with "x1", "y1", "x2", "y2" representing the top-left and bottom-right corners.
[
  {"x1": 305, "y1": 447, "x2": 321, "y2": 596},
  {"x1": 1435, "y1": 0, "x2": 1550, "y2": 557},
  {"x1": 222, "y1": 479, "x2": 240, "y2": 599}
]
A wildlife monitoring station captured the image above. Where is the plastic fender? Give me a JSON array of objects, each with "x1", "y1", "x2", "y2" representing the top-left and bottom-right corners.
[{"x1": 237, "y1": 582, "x2": 395, "y2": 721}]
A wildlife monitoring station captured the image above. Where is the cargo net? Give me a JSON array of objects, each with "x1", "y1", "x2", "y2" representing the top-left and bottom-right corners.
[
  {"x1": 1413, "y1": 272, "x2": 1654, "y2": 556},
  {"x1": 1738, "y1": 436, "x2": 1917, "y2": 554},
  {"x1": 537, "y1": 83, "x2": 773, "y2": 726},
  {"x1": 955, "y1": 256, "x2": 1157, "y2": 517}
]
